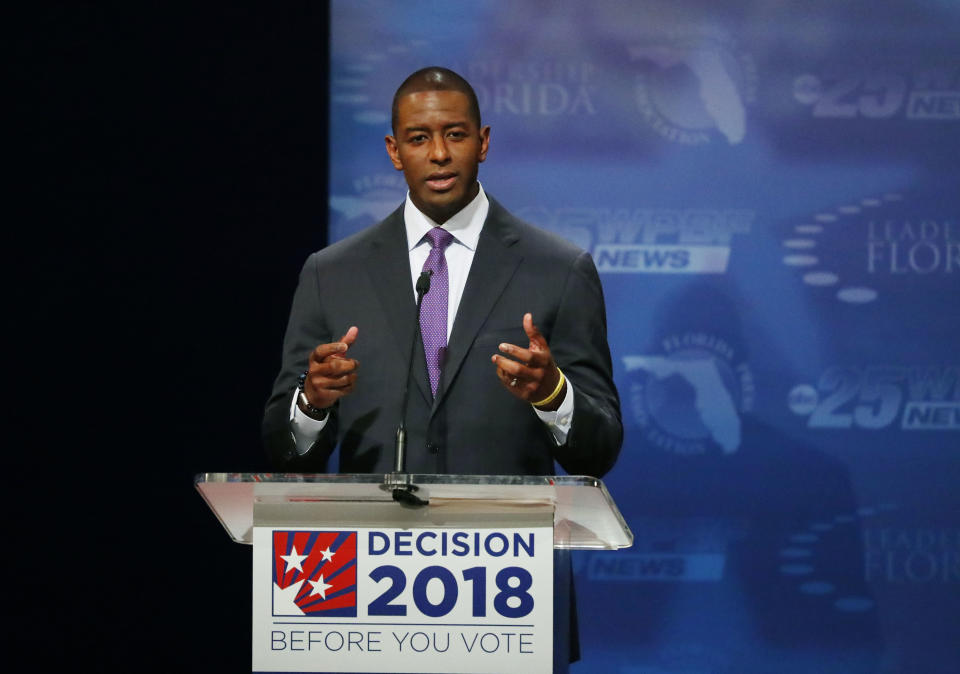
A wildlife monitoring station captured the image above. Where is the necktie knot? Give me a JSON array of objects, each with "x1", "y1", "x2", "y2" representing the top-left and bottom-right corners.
[{"x1": 426, "y1": 227, "x2": 454, "y2": 251}]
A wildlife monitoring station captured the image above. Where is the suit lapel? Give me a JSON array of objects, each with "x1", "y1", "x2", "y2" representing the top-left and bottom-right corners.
[
  {"x1": 364, "y1": 208, "x2": 432, "y2": 405},
  {"x1": 433, "y1": 200, "x2": 523, "y2": 414}
]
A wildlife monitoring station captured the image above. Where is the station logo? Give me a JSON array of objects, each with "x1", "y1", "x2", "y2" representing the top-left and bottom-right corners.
[
  {"x1": 624, "y1": 332, "x2": 755, "y2": 455},
  {"x1": 516, "y1": 206, "x2": 753, "y2": 274},
  {"x1": 793, "y1": 64, "x2": 960, "y2": 120},
  {"x1": 272, "y1": 530, "x2": 358, "y2": 617},
  {"x1": 788, "y1": 365, "x2": 960, "y2": 431},
  {"x1": 629, "y1": 28, "x2": 757, "y2": 145},
  {"x1": 587, "y1": 517, "x2": 743, "y2": 583}
]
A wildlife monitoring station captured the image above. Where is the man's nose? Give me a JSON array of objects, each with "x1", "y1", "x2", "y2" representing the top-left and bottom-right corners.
[{"x1": 429, "y1": 136, "x2": 451, "y2": 163}]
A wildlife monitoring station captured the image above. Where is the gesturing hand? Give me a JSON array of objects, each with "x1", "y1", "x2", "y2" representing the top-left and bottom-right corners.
[
  {"x1": 303, "y1": 326, "x2": 359, "y2": 411},
  {"x1": 491, "y1": 313, "x2": 566, "y2": 411}
]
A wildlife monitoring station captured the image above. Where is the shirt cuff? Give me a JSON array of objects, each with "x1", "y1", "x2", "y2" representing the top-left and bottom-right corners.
[
  {"x1": 532, "y1": 378, "x2": 575, "y2": 445},
  {"x1": 289, "y1": 391, "x2": 329, "y2": 456}
]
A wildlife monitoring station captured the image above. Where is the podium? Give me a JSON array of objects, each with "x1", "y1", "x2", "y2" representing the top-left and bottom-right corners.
[{"x1": 196, "y1": 472, "x2": 632, "y2": 673}]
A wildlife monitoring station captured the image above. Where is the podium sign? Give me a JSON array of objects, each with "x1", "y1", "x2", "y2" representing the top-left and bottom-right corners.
[
  {"x1": 196, "y1": 473, "x2": 633, "y2": 674},
  {"x1": 253, "y1": 524, "x2": 553, "y2": 673}
]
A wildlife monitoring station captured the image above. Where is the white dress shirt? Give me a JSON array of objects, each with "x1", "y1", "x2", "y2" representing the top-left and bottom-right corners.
[{"x1": 290, "y1": 184, "x2": 574, "y2": 455}]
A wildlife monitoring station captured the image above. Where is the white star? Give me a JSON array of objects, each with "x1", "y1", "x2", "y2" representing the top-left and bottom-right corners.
[
  {"x1": 273, "y1": 581, "x2": 306, "y2": 616},
  {"x1": 280, "y1": 544, "x2": 308, "y2": 574},
  {"x1": 308, "y1": 575, "x2": 334, "y2": 600},
  {"x1": 320, "y1": 546, "x2": 335, "y2": 563}
]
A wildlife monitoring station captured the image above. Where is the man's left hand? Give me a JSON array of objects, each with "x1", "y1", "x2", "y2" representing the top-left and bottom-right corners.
[{"x1": 491, "y1": 313, "x2": 566, "y2": 411}]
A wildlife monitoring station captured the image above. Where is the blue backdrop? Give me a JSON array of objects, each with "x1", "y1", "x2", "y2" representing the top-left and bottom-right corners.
[{"x1": 328, "y1": 2, "x2": 959, "y2": 671}]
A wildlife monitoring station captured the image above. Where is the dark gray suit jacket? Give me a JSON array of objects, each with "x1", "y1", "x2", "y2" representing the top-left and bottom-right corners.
[{"x1": 263, "y1": 196, "x2": 622, "y2": 478}]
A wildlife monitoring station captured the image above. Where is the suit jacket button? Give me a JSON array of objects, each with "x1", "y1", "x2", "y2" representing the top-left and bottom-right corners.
[{"x1": 427, "y1": 443, "x2": 439, "y2": 454}]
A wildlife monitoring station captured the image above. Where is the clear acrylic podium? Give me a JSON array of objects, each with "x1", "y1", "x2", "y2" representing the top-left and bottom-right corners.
[{"x1": 195, "y1": 473, "x2": 633, "y2": 550}]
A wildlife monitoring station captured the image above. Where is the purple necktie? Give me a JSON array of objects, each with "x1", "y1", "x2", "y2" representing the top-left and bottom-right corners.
[{"x1": 420, "y1": 227, "x2": 454, "y2": 397}]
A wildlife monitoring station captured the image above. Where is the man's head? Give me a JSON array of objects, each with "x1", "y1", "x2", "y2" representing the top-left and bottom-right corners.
[
  {"x1": 386, "y1": 67, "x2": 490, "y2": 225},
  {"x1": 391, "y1": 67, "x2": 481, "y2": 135}
]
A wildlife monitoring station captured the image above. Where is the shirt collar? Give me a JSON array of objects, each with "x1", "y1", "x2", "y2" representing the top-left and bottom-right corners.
[{"x1": 404, "y1": 183, "x2": 488, "y2": 252}]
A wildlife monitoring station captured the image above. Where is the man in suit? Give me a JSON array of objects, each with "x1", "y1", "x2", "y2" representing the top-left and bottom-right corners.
[
  {"x1": 263, "y1": 67, "x2": 621, "y2": 479},
  {"x1": 262, "y1": 67, "x2": 622, "y2": 669}
]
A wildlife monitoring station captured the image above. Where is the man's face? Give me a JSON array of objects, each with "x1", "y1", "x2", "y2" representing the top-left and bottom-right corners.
[{"x1": 385, "y1": 90, "x2": 490, "y2": 225}]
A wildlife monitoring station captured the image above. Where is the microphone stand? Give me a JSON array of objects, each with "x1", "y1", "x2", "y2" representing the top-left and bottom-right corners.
[{"x1": 390, "y1": 270, "x2": 431, "y2": 507}]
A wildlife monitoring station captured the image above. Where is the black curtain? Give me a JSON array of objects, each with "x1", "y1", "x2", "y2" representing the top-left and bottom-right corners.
[{"x1": 12, "y1": 4, "x2": 330, "y2": 670}]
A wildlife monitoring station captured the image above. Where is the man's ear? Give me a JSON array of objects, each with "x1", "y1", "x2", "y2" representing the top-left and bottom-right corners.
[
  {"x1": 477, "y1": 125, "x2": 491, "y2": 163},
  {"x1": 385, "y1": 135, "x2": 404, "y2": 170}
]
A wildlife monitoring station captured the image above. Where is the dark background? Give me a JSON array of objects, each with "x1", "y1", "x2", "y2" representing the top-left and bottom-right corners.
[{"x1": 13, "y1": 4, "x2": 330, "y2": 669}]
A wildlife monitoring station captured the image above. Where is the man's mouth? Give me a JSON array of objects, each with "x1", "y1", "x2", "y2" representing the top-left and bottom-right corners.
[{"x1": 426, "y1": 173, "x2": 457, "y2": 191}]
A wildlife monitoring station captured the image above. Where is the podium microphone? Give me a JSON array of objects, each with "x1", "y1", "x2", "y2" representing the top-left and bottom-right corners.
[{"x1": 392, "y1": 270, "x2": 431, "y2": 507}]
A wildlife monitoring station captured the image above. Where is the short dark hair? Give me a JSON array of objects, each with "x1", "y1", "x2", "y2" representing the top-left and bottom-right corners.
[{"x1": 391, "y1": 66, "x2": 482, "y2": 134}]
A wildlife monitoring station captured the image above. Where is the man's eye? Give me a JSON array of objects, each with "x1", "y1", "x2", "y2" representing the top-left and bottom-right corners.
[
  {"x1": 409, "y1": 135, "x2": 427, "y2": 143},
  {"x1": 448, "y1": 131, "x2": 466, "y2": 139}
]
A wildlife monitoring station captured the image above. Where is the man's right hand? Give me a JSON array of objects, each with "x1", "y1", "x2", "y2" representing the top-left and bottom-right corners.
[{"x1": 302, "y1": 326, "x2": 359, "y2": 411}]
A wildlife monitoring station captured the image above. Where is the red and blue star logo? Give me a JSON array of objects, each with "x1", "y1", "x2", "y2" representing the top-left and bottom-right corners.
[{"x1": 272, "y1": 530, "x2": 357, "y2": 617}]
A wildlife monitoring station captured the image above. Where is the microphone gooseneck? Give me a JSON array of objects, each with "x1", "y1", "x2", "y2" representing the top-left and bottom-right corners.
[{"x1": 392, "y1": 270, "x2": 432, "y2": 507}]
